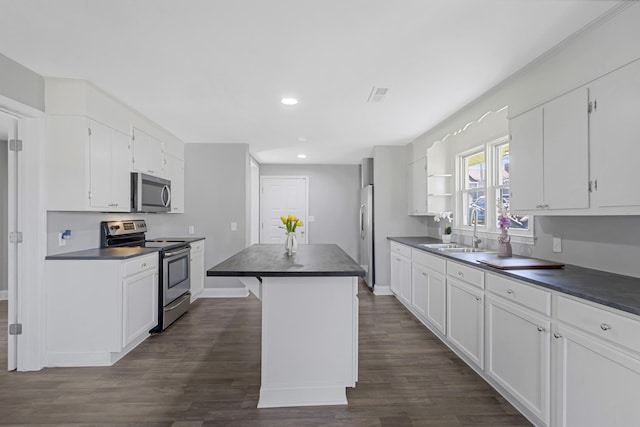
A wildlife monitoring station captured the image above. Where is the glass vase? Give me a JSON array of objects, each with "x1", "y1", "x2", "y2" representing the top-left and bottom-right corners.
[{"x1": 284, "y1": 232, "x2": 298, "y2": 256}]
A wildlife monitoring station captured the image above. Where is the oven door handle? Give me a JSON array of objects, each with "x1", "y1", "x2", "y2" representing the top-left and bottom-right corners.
[
  {"x1": 165, "y1": 293, "x2": 190, "y2": 311},
  {"x1": 164, "y1": 247, "x2": 190, "y2": 258}
]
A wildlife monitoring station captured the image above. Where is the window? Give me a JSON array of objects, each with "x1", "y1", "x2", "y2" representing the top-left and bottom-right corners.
[{"x1": 456, "y1": 137, "x2": 532, "y2": 239}]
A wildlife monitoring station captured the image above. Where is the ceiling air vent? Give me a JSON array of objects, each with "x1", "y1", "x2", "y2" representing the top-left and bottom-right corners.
[{"x1": 367, "y1": 86, "x2": 389, "y2": 103}]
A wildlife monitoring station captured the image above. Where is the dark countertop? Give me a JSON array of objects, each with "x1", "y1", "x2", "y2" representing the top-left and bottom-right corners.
[
  {"x1": 388, "y1": 236, "x2": 640, "y2": 317},
  {"x1": 45, "y1": 247, "x2": 159, "y2": 260},
  {"x1": 148, "y1": 237, "x2": 205, "y2": 243},
  {"x1": 207, "y1": 244, "x2": 366, "y2": 278}
]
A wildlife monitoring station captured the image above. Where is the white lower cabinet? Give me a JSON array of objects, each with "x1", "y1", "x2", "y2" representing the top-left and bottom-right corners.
[
  {"x1": 446, "y1": 277, "x2": 484, "y2": 369},
  {"x1": 553, "y1": 296, "x2": 640, "y2": 427},
  {"x1": 411, "y1": 249, "x2": 446, "y2": 335},
  {"x1": 486, "y1": 295, "x2": 550, "y2": 425},
  {"x1": 45, "y1": 253, "x2": 158, "y2": 367},
  {"x1": 190, "y1": 239, "x2": 205, "y2": 301},
  {"x1": 389, "y1": 243, "x2": 412, "y2": 305}
]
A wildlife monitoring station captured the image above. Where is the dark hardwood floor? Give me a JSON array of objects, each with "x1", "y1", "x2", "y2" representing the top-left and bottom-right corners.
[{"x1": 0, "y1": 284, "x2": 530, "y2": 426}]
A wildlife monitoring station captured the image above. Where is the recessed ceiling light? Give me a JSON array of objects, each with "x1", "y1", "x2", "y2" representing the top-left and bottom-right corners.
[
  {"x1": 297, "y1": 154, "x2": 307, "y2": 159},
  {"x1": 281, "y1": 97, "x2": 298, "y2": 105}
]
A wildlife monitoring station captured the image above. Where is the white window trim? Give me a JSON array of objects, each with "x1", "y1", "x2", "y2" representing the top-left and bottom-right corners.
[{"x1": 453, "y1": 135, "x2": 535, "y2": 246}]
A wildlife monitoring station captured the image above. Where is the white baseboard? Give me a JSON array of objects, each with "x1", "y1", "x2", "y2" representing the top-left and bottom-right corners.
[
  {"x1": 199, "y1": 287, "x2": 249, "y2": 298},
  {"x1": 0, "y1": 290, "x2": 7, "y2": 300},
  {"x1": 373, "y1": 285, "x2": 393, "y2": 296}
]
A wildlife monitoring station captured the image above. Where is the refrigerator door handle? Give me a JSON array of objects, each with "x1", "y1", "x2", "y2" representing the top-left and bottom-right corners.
[{"x1": 360, "y1": 204, "x2": 366, "y2": 239}]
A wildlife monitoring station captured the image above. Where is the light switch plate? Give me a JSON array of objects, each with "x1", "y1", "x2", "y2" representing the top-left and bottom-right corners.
[
  {"x1": 553, "y1": 237, "x2": 562, "y2": 253},
  {"x1": 231, "y1": 222, "x2": 237, "y2": 231},
  {"x1": 188, "y1": 226, "x2": 195, "y2": 235}
]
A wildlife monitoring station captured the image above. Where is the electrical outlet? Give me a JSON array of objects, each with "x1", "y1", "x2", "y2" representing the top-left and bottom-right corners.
[
  {"x1": 188, "y1": 225, "x2": 195, "y2": 235},
  {"x1": 553, "y1": 237, "x2": 562, "y2": 253},
  {"x1": 231, "y1": 222, "x2": 237, "y2": 231},
  {"x1": 58, "y1": 232, "x2": 66, "y2": 246}
]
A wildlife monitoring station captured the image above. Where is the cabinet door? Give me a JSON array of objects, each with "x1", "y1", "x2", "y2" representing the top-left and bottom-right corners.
[
  {"x1": 543, "y1": 88, "x2": 589, "y2": 210},
  {"x1": 486, "y1": 296, "x2": 550, "y2": 425},
  {"x1": 509, "y1": 108, "x2": 544, "y2": 211},
  {"x1": 109, "y1": 129, "x2": 132, "y2": 211},
  {"x1": 390, "y1": 254, "x2": 411, "y2": 305},
  {"x1": 426, "y1": 270, "x2": 446, "y2": 335},
  {"x1": 165, "y1": 154, "x2": 185, "y2": 213},
  {"x1": 133, "y1": 128, "x2": 164, "y2": 177},
  {"x1": 553, "y1": 324, "x2": 640, "y2": 427},
  {"x1": 408, "y1": 158, "x2": 427, "y2": 215},
  {"x1": 447, "y1": 278, "x2": 484, "y2": 368},
  {"x1": 589, "y1": 59, "x2": 640, "y2": 208},
  {"x1": 122, "y1": 270, "x2": 157, "y2": 348},
  {"x1": 190, "y1": 251, "x2": 204, "y2": 301},
  {"x1": 88, "y1": 120, "x2": 112, "y2": 209},
  {"x1": 411, "y1": 263, "x2": 429, "y2": 319}
]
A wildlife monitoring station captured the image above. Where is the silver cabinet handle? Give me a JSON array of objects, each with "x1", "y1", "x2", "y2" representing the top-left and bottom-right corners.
[
  {"x1": 553, "y1": 332, "x2": 562, "y2": 339},
  {"x1": 475, "y1": 296, "x2": 481, "y2": 301},
  {"x1": 600, "y1": 323, "x2": 611, "y2": 331},
  {"x1": 507, "y1": 289, "x2": 514, "y2": 294},
  {"x1": 422, "y1": 272, "x2": 427, "y2": 277},
  {"x1": 141, "y1": 263, "x2": 147, "y2": 267},
  {"x1": 457, "y1": 271, "x2": 464, "y2": 277},
  {"x1": 537, "y1": 326, "x2": 545, "y2": 332}
]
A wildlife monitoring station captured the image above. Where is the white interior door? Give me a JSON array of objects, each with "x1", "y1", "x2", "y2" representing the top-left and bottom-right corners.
[{"x1": 260, "y1": 176, "x2": 308, "y2": 244}]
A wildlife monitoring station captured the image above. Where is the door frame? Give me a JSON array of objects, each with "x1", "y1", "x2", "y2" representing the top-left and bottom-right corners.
[
  {"x1": 259, "y1": 176, "x2": 309, "y2": 244},
  {"x1": 1, "y1": 93, "x2": 46, "y2": 371}
]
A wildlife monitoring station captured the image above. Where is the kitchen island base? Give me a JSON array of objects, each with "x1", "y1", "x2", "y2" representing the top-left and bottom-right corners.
[{"x1": 258, "y1": 276, "x2": 358, "y2": 408}]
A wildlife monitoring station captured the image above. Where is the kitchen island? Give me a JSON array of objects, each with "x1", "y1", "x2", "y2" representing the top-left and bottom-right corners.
[{"x1": 207, "y1": 244, "x2": 365, "y2": 408}]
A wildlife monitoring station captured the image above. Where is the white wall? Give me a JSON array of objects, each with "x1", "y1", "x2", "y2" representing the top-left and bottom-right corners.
[
  {"x1": 373, "y1": 146, "x2": 429, "y2": 289},
  {"x1": 259, "y1": 164, "x2": 361, "y2": 261},
  {"x1": 415, "y1": 3, "x2": 640, "y2": 277}
]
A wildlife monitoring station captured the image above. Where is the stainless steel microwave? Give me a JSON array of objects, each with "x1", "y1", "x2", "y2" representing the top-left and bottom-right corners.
[{"x1": 131, "y1": 172, "x2": 171, "y2": 213}]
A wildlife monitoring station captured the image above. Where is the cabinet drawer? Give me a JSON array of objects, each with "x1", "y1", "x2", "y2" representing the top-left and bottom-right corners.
[
  {"x1": 486, "y1": 273, "x2": 551, "y2": 316},
  {"x1": 412, "y1": 249, "x2": 445, "y2": 274},
  {"x1": 557, "y1": 295, "x2": 640, "y2": 354},
  {"x1": 447, "y1": 260, "x2": 484, "y2": 289},
  {"x1": 124, "y1": 254, "x2": 157, "y2": 278},
  {"x1": 390, "y1": 242, "x2": 411, "y2": 259},
  {"x1": 190, "y1": 240, "x2": 204, "y2": 254}
]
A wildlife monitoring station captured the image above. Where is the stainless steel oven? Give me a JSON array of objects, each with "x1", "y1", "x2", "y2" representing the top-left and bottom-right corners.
[{"x1": 159, "y1": 245, "x2": 191, "y2": 330}]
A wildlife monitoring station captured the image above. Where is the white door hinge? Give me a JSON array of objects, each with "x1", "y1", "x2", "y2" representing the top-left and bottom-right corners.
[
  {"x1": 9, "y1": 232, "x2": 23, "y2": 244},
  {"x1": 9, "y1": 323, "x2": 22, "y2": 335},
  {"x1": 9, "y1": 139, "x2": 22, "y2": 151}
]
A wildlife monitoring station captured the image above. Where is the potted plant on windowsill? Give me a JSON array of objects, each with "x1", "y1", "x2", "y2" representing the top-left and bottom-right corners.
[{"x1": 434, "y1": 212, "x2": 453, "y2": 243}]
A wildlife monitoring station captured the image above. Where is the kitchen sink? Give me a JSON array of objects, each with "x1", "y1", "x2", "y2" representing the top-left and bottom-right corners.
[
  {"x1": 437, "y1": 247, "x2": 493, "y2": 253},
  {"x1": 420, "y1": 243, "x2": 461, "y2": 249}
]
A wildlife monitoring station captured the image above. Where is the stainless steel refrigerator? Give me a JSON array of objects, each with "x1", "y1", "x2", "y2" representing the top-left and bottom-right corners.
[{"x1": 360, "y1": 184, "x2": 374, "y2": 289}]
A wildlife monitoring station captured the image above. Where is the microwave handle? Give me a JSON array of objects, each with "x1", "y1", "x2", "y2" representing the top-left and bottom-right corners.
[{"x1": 161, "y1": 185, "x2": 171, "y2": 207}]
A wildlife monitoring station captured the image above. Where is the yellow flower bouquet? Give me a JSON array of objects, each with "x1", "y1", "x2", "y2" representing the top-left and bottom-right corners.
[{"x1": 280, "y1": 214, "x2": 303, "y2": 233}]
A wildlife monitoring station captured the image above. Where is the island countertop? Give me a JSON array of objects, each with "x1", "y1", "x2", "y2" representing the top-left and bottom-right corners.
[{"x1": 207, "y1": 244, "x2": 366, "y2": 277}]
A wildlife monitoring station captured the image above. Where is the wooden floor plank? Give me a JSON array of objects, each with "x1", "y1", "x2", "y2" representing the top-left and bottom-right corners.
[{"x1": 0, "y1": 282, "x2": 530, "y2": 426}]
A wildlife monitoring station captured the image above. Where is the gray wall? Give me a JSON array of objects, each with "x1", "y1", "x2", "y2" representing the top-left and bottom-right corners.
[
  {"x1": 373, "y1": 146, "x2": 428, "y2": 289},
  {"x1": 0, "y1": 140, "x2": 7, "y2": 293},
  {"x1": 0, "y1": 53, "x2": 44, "y2": 111},
  {"x1": 260, "y1": 164, "x2": 360, "y2": 261},
  {"x1": 162, "y1": 143, "x2": 251, "y2": 289}
]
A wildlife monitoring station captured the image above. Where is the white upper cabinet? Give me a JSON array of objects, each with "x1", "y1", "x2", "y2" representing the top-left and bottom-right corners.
[
  {"x1": 510, "y1": 87, "x2": 589, "y2": 213},
  {"x1": 589, "y1": 59, "x2": 640, "y2": 210},
  {"x1": 132, "y1": 127, "x2": 165, "y2": 177},
  {"x1": 46, "y1": 117, "x2": 131, "y2": 212},
  {"x1": 408, "y1": 157, "x2": 427, "y2": 215}
]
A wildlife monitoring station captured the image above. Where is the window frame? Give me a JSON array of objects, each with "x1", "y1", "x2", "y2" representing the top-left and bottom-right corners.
[{"x1": 454, "y1": 135, "x2": 534, "y2": 244}]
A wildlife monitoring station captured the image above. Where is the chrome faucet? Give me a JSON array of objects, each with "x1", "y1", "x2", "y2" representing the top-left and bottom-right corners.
[{"x1": 471, "y1": 206, "x2": 482, "y2": 249}]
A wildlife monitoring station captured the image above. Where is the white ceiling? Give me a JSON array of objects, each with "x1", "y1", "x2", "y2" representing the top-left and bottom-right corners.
[{"x1": 0, "y1": 0, "x2": 619, "y2": 164}]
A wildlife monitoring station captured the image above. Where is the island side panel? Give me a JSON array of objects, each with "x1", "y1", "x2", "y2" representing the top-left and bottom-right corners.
[{"x1": 258, "y1": 275, "x2": 358, "y2": 408}]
